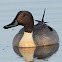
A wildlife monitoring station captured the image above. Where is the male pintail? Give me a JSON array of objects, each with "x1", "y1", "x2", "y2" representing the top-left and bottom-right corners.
[{"x1": 3, "y1": 9, "x2": 59, "y2": 47}]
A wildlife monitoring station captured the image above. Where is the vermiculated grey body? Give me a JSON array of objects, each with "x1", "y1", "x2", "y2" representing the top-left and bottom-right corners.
[
  {"x1": 3, "y1": 10, "x2": 59, "y2": 47},
  {"x1": 13, "y1": 22, "x2": 59, "y2": 46}
]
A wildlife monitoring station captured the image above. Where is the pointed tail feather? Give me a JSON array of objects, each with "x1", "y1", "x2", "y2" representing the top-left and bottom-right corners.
[
  {"x1": 41, "y1": 8, "x2": 46, "y2": 24},
  {"x1": 35, "y1": 8, "x2": 47, "y2": 24}
]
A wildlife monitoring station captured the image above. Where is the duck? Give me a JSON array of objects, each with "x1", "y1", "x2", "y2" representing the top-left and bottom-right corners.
[{"x1": 3, "y1": 9, "x2": 59, "y2": 47}]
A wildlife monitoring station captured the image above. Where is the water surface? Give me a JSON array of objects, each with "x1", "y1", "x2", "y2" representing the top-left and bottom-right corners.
[{"x1": 0, "y1": 0, "x2": 62, "y2": 62}]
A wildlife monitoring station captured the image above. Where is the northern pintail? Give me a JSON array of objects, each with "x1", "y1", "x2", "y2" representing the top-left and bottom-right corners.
[{"x1": 3, "y1": 9, "x2": 59, "y2": 47}]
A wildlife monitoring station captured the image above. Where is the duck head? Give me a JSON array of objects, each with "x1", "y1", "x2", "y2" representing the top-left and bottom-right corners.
[{"x1": 3, "y1": 11, "x2": 34, "y2": 33}]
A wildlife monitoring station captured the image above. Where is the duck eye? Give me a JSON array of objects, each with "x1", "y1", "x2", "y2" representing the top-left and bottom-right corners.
[{"x1": 23, "y1": 14, "x2": 26, "y2": 17}]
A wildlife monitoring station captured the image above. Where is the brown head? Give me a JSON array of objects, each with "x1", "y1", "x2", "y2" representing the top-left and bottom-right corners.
[{"x1": 3, "y1": 11, "x2": 34, "y2": 33}]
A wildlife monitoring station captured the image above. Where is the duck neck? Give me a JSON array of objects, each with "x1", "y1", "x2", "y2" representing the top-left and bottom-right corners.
[{"x1": 24, "y1": 22, "x2": 34, "y2": 33}]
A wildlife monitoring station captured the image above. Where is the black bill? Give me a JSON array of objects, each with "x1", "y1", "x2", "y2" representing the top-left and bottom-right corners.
[{"x1": 3, "y1": 18, "x2": 18, "y2": 29}]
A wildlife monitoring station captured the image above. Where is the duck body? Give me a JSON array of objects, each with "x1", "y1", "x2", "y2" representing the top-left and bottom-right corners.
[
  {"x1": 13, "y1": 22, "x2": 59, "y2": 47},
  {"x1": 3, "y1": 10, "x2": 59, "y2": 47}
]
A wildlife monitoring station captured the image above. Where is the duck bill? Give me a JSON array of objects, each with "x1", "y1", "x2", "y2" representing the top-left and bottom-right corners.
[{"x1": 3, "y1": 19, "x2": 18, "y2": 29}]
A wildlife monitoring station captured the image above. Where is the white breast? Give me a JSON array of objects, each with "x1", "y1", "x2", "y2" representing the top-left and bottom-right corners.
[{"x1": 19, "y1": 32, "x2": 36, "y2": 47}]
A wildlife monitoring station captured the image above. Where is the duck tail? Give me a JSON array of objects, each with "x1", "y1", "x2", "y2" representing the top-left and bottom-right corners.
[
  {"x1": 41, "y1": 8, "x2": 46, "y2": 24},
  {"x1": 42, "y1": 8, "x2": 48, "y2": 24},
  {"x1": 35, "y1": 8, "x2": 48, "y2": 24}
]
